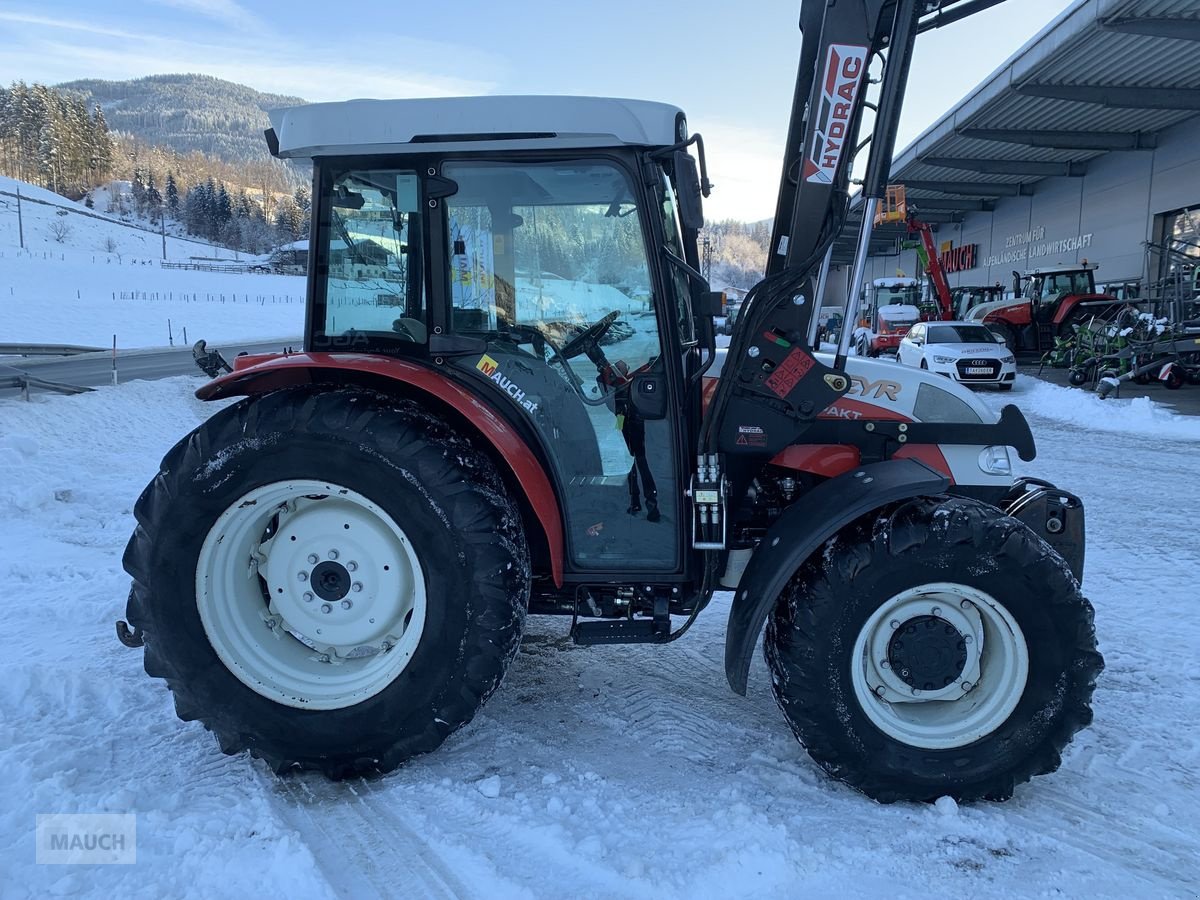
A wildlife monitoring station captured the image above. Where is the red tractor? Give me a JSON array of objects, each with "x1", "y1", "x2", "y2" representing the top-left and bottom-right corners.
[
  {"x1": 117, "y1": 0, "x2": 1101, "y2": 804},
  {"x1": 966, "y1": 263, "x2": 1126, "y2": 352}
]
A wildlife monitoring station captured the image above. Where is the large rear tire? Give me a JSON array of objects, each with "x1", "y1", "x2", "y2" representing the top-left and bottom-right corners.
[
  {"x1": 764, "y1": 497, "x2": 1102, "y2": 803},
  {"x1": 989, "y1": 322, "x2": 1018, "y2": 353},
  {"x1": 123, "y1": 387, "x2": 529, "y2": 777}
]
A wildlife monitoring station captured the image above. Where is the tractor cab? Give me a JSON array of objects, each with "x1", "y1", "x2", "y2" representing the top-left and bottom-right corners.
[
  {"x1": 1018, "y1": 264, "x2": 1099, "y2": 323},
  {"x1": 951, "y1": 284, "x2": 1006, "y2": 320},
  {"x1": 278, "y1": 97, "x2": 711, "y2": 576}
]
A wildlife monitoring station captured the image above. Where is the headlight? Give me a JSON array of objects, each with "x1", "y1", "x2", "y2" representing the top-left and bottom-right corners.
[
  {"x1": 978, "y1": 445, "x2": 1012, "y2": 476},
  {"x1": 932, "y1": 355, "x2": 957, "y2": 364},
  {"x1": 1000, "y1": 353, "x2": 1015, "y2": 363}
]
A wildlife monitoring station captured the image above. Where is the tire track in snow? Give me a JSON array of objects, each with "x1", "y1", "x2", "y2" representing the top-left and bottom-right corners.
[{"x1": 264, "y1": 773, "x2": 473, "y2": 900}]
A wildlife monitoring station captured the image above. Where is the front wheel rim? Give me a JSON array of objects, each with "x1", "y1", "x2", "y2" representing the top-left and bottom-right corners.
[
  {"x1": 850, "y1": 582, "x2": 1029, "y2": 750},
  {"x1": 195, "y1": 479, "x2": 427, "y2": 710}
]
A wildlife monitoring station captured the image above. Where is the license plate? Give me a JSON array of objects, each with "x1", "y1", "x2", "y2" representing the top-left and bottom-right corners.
[{"x1": 966, "y1": 366, "x2": 992, "y2": 375}]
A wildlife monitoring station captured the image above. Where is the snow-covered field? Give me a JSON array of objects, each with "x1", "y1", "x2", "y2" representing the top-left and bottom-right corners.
[
  {"x1": 0, "y1": 176, "x2": 304, "y2": 348},
  {"x1": 2, "y1": 372, "x2": 1197, "y2": 898}
]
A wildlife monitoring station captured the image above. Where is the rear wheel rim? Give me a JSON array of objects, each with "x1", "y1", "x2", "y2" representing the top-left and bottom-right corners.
[
  {"x1": 850, "y1": 582, "x2": 1029, "y2": 750},
  {"x1": 195, "y1": 479, "x2": 427, "y2": 710}
]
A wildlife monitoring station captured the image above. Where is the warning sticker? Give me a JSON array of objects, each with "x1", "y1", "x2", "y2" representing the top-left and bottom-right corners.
[
  {"x1": 736, "y1": 425, "x2": 768, "y2": 447},
  {"x1": 764, "y1": 348, "x2": 816, "y2": 399}
]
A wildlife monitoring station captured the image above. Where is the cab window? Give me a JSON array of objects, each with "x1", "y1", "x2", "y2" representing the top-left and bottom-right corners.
[{"x1": 314, "y1": 169, "x2": 425, "y2": 345}]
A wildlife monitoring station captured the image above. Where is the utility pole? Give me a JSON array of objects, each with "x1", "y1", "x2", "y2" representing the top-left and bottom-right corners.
[
  {"x1": 160, "y1": 200, "x2": 167, "y2": 260},
  {"x1": 15, "y1": 183, "x2": 24, "y2": 249}
]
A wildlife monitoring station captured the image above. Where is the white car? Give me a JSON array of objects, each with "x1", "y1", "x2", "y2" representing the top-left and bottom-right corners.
[{"x1": 897, "y1": 321, "x2": 1016, "y2": 390}]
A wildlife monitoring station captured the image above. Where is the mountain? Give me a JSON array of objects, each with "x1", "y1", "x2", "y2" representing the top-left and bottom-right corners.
[{"x1": 54, "y1": 74, "x2": 306, "y2": 165}]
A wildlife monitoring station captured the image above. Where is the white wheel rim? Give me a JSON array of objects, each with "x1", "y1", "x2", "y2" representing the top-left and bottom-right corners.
[
  {"x1": 850, "y1": 582, "x2": 1029, "y2": 750},
  {"x1": 195, "y1": 480, "x2": 427, "y2": 710}
]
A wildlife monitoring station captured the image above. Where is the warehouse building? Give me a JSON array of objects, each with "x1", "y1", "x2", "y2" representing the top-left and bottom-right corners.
[{"x1": 831, "y1": 0, "x2": 1200, "y2": 305}]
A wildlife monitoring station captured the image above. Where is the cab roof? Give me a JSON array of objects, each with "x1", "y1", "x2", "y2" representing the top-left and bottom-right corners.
[{"x1": 267, "y1": 96, "x2": 686, "y2": 160}]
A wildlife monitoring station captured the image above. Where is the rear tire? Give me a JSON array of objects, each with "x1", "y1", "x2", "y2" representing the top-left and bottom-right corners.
[
  {"x1": 123, "y1": 387, "x2": 529, "y2": 777},
  {"x1": 764, "y1": 497, "x2": 1102, "y2": 803}
]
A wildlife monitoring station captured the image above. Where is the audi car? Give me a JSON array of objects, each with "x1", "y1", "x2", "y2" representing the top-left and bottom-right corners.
[{"x1": 897, "y1": 321, "x2": 1017, "y2": 390}]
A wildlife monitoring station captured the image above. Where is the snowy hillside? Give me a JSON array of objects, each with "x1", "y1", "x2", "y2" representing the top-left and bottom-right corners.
[
  {"x1": 0, "y1": 374, "x2": 1197, "y2": 898},
  {"x1": 0, "y1": 176, "x2": 304, "y2": 347},
  {"x1": 0, "y1": 175, "x2": 238, "y2": 260}
]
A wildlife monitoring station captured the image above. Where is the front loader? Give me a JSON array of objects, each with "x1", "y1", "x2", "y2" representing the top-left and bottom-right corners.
[{"x1": 118, "y1": 0, "x2": 1101, "y2": 804}]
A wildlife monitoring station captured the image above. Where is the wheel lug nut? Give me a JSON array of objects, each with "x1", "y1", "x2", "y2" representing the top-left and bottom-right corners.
[
  {"x1": 963, "y1": 634, "x2": 973, "y2": 644},
  {"x1": 341, "y1": 600, "x2": 352, "y2": 610},
  {"x1": 321, "y1": 603, "x2": 332, "y2": 614},
  {"x1": 880, "y1": 659, "x2": 890, "y2": 669},
  {"x1": 960, "y1": 599, "x2": 973, "y2": 609},
  {"x1": 931, "y1": 606, "x2": 941, "y2": 616},
  {"x1": 297, "y1": 572, "x2": 308, "y2": 582},
  {"x1": 328, "y1": 550, "x2": 339, "y2": 560},
  {"x1": 307, "y1": 553, "x2": 319, "y2": 564},
  {"x1": 889, "y1": 620, "x2": 900, "y2": 630},
  {"x1": 351, "y1": 582, "x2": 363, "y2": 593},
  {"x1": 347, "y1": 561, "x2": 358, "y2": 572},
  {"x1": 303, "y1": 592, "x2": 314, "y2": 603}
]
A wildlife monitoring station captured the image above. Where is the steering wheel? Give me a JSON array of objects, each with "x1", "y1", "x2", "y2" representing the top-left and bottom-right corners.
[{"x1": 558, "y1": 310, "x2": 621, "y2": 360}]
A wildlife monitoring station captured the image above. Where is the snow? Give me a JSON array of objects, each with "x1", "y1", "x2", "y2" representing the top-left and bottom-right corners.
[
  {"x1": 1, "y1": 249, "x2": 304, "y2": 348},
  {"x1": 2, "y1": 370, "x2": 1198, "y2": 898},
  {"x1": 0, "y1": 176, "x2": 305, "y2": 348}
]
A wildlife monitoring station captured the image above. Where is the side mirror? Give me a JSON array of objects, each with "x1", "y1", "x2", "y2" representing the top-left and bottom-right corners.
[{"x1": 673, "y1": 151, "x2": 704, "y2": 231}]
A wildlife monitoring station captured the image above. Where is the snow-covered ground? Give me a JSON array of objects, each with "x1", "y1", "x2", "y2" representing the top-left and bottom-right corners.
[
  {"x1": 0, "y1": 176, "x2": 305, "y2": 348},
  {"x1": 2, "y1": 374, "x2": 1198, "y2": 899}
]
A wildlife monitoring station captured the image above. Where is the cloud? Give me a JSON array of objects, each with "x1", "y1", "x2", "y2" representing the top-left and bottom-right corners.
[
  {"x1": 147, "y1": 0, "x2": 265, "y2": 32},
  {"x1": 0, "y1": 14, "x2": 497, "y2": 101}
]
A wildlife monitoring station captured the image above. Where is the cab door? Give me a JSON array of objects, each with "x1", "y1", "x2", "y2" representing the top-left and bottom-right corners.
[{"x1": 436, "y1": 158, "x2": 683, "y2": 573}]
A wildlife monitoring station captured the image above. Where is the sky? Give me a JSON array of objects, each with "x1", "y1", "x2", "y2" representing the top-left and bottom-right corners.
[{"x1": 0, "y1": 0, "x2": 1075, "y2": 220}]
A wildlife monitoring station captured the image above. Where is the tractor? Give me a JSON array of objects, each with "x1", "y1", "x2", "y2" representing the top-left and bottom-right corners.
[
  {"x1": 966, "y1": 262, "x2": 1127, "y2": 353},
  {"x1": 118, "y1": 0, "x2": 1101, "y2": 804}
]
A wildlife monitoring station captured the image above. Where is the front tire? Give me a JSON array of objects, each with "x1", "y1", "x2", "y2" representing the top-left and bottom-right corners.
[
  {"x1": 764, "y1": 497, "x2": 1102, "y2": 803},
  {"x1": 123, "y1": 387, "x2": 529, "y2": 777}
]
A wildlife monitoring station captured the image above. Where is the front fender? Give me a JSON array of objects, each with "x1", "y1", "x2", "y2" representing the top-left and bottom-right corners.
[
  {"x1": 724, "y1": 458, "x2": 950, "y2": 695},
  {"x1": 196, "y1": 351, "x2": 565, "y2": 586}
]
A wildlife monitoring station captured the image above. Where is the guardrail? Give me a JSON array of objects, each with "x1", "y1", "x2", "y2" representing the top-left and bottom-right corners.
[
  {"x1": 0, "y1": 343, "x2": 106, "y2": 357},
  {"x1": 0, "y1": 369, "x2": 94, "y2": 399}
]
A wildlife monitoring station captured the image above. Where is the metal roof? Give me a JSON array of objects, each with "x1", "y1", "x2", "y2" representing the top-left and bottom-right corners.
[
  {"x1": 268, "y1": 96, "x2": 685, "y2": 159},
  {"x1": 836, "y1": 0, "x2": 1200, "y2": 263}
]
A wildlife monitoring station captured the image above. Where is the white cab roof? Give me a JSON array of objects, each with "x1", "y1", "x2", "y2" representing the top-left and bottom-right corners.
[
  {"x1": 268, "y1": 96, "x2": 685, "y2": 159},
  {"x1": 873, "y1": 277, "x2": 919, "y2": 287}
]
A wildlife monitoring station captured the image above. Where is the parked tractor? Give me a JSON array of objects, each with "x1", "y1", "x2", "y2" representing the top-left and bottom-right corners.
[
  {"x1": 951, "y1": 283, "x2": 1007, "y2": 320},
  {"x1": 966, "y1": 263, "x2": 1125, "y2": 353},
  {"x1": 118, "y1": 0, "x2": 1101, "y2": 804}
]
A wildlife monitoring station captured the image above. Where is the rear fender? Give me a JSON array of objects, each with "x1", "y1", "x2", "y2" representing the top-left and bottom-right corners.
[
  {"x1": 197, "y1": 352, "x2": 565, "y2": 586},
  {"x1": 724, "y1": 458, "x2": 950, "y2": 695}
]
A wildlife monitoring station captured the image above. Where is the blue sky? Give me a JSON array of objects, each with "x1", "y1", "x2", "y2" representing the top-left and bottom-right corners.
[{"x1": 0, "y1": 0, "x2": 1073, "y2": 219}]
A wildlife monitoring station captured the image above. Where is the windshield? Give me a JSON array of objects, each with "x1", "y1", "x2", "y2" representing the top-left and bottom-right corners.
[
  {"x1": 874, "y1": 283, "x2": 920, "y2": 306},
  {"x1": 926, "y1": 324, "x2": 999, "y2": 344}
]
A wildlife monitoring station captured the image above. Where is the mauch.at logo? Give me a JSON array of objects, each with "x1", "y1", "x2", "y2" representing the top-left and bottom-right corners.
[
  {"x1": 804, "y1": 43, "x2": 869, "y2": 185},
  {"x1": 36, "y1": 813, "x2": 136, "y2": 865},
  {"x1": 475, "y1": 355, "x2": 538, "y2": 414}
]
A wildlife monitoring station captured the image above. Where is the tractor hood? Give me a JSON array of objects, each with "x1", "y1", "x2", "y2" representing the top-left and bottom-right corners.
[{"x1": 966, "y1": 299, "x2": 1026, "y2": 322}]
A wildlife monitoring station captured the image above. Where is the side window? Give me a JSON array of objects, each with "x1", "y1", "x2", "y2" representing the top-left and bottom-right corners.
[
  {"x1": 318, "y1": 169, "x2": 425, "y2": 342},
  {"x1": 443, "y1": 161, "x2": 662, "y2": 382}
]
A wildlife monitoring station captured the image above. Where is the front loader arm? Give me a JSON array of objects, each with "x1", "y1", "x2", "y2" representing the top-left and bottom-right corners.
[{"x1": 702, "y1": 1, "x2": 1006, "y2": 488}]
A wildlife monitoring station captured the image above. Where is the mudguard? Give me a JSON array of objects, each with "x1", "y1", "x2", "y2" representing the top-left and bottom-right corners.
[
  {"x1": 195, "y1": 351, "x2": 565, "y2": 586},
  {"x1": 724, "y1": 458, "x2": 950, "y2": 695}
]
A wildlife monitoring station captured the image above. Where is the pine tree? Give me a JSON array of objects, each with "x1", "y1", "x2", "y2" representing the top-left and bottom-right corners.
[
  {"x1": 146, "y1": 171, "x2": 162, "y2": 222},
  {"x1": 165, "y1": 172, "x2": 179, "y2": 218}
]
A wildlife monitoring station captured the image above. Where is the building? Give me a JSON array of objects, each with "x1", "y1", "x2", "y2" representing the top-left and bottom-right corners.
[{"x1": 831, "y1": 0, "x2": 1200, "y2": 309}]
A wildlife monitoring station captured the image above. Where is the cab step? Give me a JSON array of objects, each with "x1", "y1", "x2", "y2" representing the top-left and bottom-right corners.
[
  {"x1": 571, "y1": 595, "x2": 671, "y2": 645},
  {"x1": 571, "y1": 618, "x2": 671, "y2": 645}
]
